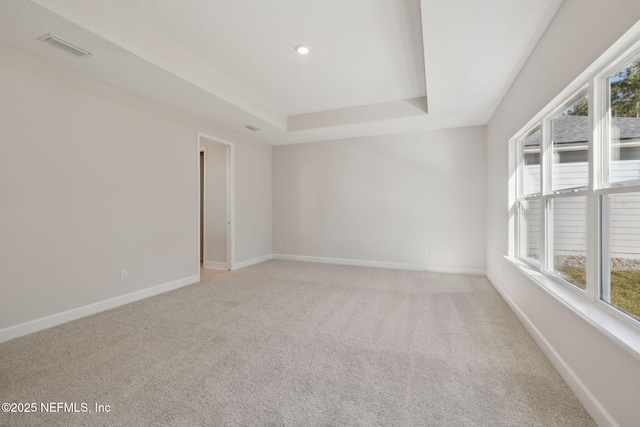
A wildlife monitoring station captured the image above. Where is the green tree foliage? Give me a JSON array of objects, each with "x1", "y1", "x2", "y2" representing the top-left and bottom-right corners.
[
  {"x1": 566, "y1": 97, "x2": 589, "y2": 116},
  {"x1": 564, "y1": 60, "x2": 640, "y2": 118},
  {"x1": 611, "y1": 60, "x2": 640, "y2": 118}
]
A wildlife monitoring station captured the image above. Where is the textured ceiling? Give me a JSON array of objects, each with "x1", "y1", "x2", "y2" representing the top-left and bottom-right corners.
[{"x1": 0, "y1": 0, "x2": 564, "y2": 145}]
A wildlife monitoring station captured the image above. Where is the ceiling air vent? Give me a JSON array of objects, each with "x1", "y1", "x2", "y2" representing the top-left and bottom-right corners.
[
  {"x1": 245, "y1": 125, "x2": 261, "y2": 132},
  {"x1": 39, "y1": 34, "x2": 93, "y2": 57}
]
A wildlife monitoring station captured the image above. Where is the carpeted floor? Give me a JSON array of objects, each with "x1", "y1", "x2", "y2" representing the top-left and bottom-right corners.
[{"x1": 0, "y1": 260, "x2": 595, "y2": 426}]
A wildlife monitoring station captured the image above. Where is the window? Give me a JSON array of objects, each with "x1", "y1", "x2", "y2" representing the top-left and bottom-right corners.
[
  {"x1": 514, "y1": 45, "x2": 640, "y2": 327},
  {"x1": 517, "y1": 127, "x2": 541, "y2": 265},
  {"x1": 550, "y1": 195, "x2": 587, "y2": 290},
  {"x1": 518, "y1": 198, "x2": 540, "y2": 264},
  {"x1": 551, "y1": 94, "x2": 589, "y2": 192},
  {"x1": 603, "y1": 192, "x2": 640, "y2": 317},
  {"x1": 608, "y1": 58, "x2": 640, "y2": 184},
  {"x1": 600, "y1": 55, "x2": 640, "y2": 320},
  {"x1": 548, "y1": 94, "x2": 589, "y2": 290}
]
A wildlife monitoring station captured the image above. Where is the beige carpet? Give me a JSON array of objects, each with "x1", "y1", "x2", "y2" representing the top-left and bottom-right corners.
[{"x1": 0, "y1": 260, "x2": 595, "y2": 426}]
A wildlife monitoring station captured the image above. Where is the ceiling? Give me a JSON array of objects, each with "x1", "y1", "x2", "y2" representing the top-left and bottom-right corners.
[{"x1": 0, "y1": 0, "x2": 563, "y2": 145}]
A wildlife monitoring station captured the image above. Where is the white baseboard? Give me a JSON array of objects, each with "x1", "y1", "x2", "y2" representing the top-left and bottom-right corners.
[
  {"x1": 486, "y1": 272, "x2": 618, "y2": 427},
  {"x1": 272, "y1": 253, "x2": 486, "y2": 276},
  {"x1": 203, "y1": 261, "x2": 228, "y2": 270},
  {"x1": 233, "y1": 254, "x2": 273, "y2": 270},
  {"x1": 0, "y1": 275, "x2": 199, "y2": 344}
]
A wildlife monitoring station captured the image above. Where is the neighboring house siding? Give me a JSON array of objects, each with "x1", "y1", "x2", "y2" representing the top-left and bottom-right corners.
[{"x1": 525, "y1": 160, "x2": 640, "y2": 260}]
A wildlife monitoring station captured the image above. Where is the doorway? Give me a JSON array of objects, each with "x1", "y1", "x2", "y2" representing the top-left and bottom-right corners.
[
  {"x1": 199, "y1": 150, "x2": 205, "y2": 264},
  {"x1": 198, "y1": 133, "x2": 234, "y2": 278}
]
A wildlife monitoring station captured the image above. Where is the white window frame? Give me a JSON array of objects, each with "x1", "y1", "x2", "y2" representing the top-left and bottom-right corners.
[
  {"x1": 515, "y1": 125, "x2": 542, "y2": 265},
  {"x1": 509, "y1": 21, "x2": 640, "y2": 361},
  {"x1": 516, "y1": 92, "x2": 591, "y2": 294}
]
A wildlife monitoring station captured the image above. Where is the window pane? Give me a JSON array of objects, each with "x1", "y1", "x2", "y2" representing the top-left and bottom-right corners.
[
  {"x1": 522, "y1": 128, "x2": 541, "y2": 195},
  {"x1": 603, "y1": 193, "x2": 640, "y2": 320},
  {"x1": 550, "y1": 196, "x2": 587, "y2": 289},
  {"x1": 608, "y1": 59, "x2": 640, "y2": 184},
  {"x1": 519, "y1": 198, "x2": 540, "y2": 264},
  {"x1": 551, "y1": 95, "x2": 589, "y2": 191}
]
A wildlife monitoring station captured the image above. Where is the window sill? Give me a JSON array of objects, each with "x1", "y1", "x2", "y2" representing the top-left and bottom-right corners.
[{"x1": 504, "y1": 255, "x2": 640, "y2": 363}]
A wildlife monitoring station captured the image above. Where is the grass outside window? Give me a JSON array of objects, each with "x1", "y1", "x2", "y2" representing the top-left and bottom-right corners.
[{"x1": 560, "y1": 267, "x2": 640, "y2": 319}]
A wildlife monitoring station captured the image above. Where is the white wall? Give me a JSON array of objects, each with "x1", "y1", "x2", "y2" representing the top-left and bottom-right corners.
[
  {"x1": 0, "y1": 43, "x2": 272, "y2": 337},
  {"x1": 201, "y1": 139, "x2": 228, "y2": 267},
  {"x1": 235, "y1": 141, "x2": 272, "y2": 264},
  {"x1": 273, "y1": 127, "x2": 486, "y2": 273},
  {"x1": 486, "y1": 1, "x2": 640, "y2": 426}
]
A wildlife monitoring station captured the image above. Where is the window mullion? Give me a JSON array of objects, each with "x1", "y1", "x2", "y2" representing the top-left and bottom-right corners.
[
  {"x1": 601, "y1": 195, "x2": 612, "y2": 302},
  {"x1": 585, "y1": 78, "x2": 602, "y2": 302},
  {"x1": 543, "y1": 196, "x2": 552, "y2": 272},
  {"x1": 541, "y1": 118, "x2": 552, "y2": 197},
  {"x1": 540, "y1": 118, "x2": 553, "y2": 273},
  {"x1": 516, "y1": 136, "x2": 524, "y2": 200}
]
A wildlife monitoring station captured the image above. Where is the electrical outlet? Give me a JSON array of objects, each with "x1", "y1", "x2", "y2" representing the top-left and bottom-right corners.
[
  {"x1": 278, "y1": 240, "x2": 282, "y2": 247},
  {"x1": 421, "y1": 248, "x2": 428, "y2": 256},
  {"x1": 120, "y1": 269, "x2": 128, "y2": 281}
]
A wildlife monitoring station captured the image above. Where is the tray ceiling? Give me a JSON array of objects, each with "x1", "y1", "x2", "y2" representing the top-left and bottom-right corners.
[{"x1": 0, "y1": 0, "x2": 563, "y2": 145}]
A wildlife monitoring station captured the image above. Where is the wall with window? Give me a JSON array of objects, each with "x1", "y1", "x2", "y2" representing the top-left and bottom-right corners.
[{"x1": 486, "y1": 1, "x2": 640, "y2": 426}]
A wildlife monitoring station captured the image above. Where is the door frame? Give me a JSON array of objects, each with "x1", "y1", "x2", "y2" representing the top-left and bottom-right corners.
[
  {"x1": 199, "y1": 147, "x2": 207, "y2": 265},
  {"x1": 197, "y1": 132, "x2": 234, "y2": 275}
]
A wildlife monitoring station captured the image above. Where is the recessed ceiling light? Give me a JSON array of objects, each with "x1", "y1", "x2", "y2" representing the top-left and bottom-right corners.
[{"x1": 295, "y1": 44, "x2": 310, "y2": 55}]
